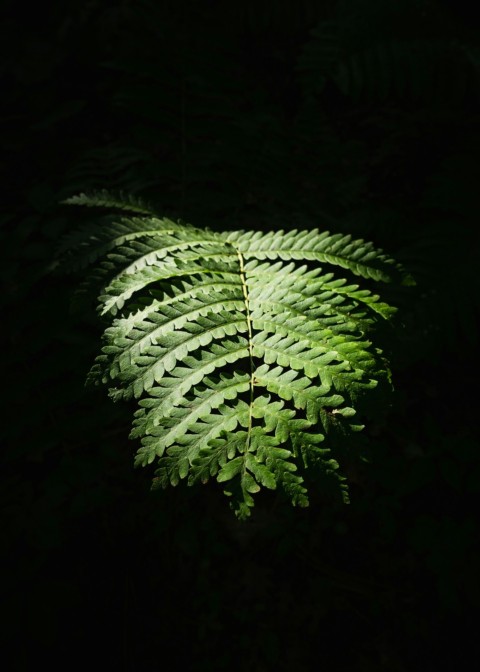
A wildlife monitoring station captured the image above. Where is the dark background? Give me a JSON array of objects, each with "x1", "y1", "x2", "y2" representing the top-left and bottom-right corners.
[{"x1": 1, "y1": 1, "x2": 479, "y2": 669}]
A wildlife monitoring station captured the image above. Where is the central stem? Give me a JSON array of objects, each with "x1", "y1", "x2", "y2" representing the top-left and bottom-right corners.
[{"x1": 237, "y1": 249, "x2": 254, "y2": 452}]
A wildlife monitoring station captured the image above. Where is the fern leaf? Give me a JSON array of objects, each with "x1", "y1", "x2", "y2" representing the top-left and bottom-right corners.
[
  {"x1": 98, "y1": 291, "x2": 245, "y2": 384},
  {"x1": 61, "y1": 189, "x2": 157, "y2": 216},
  {"x1": 55, "y1": 215, "x2": 196, "y2": 282},
  {"x1": 61, "y1": 197, "x2": 407, "y2": 518},
  {"x1": 100, "y1": 254, "x2": 237, "y2": 315},
  {"x1": 246, "y1": 260, "x2": 395, "y2": 320},
  {"x1": 253, "y1": 364, "x2": 344, "y2": 423},
  {"x1": 227, "y1": 228, "x2": 404, "y2": 282},
  {"x1": 216, "y1": 428, "x2": 307, "y2": 520}
]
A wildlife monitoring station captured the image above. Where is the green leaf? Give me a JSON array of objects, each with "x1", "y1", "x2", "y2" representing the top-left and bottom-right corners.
[{"x1": 60, "y1": 196, "x2": 405, "y2": 518}]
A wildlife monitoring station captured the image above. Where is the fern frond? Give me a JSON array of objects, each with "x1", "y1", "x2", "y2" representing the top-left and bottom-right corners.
[
  {"x1": 246, "y1": 260, "x2": 395, "y2": 320},
  {"x1": 56, "y1": 215, "x2": 199, "y2": 273},
  {"x1": 99, "y1": 257, "x2": 235, "y2": 316},
  {"x1": 61, "y1": 189, "x2": 157, "y2": 216},
  {"x1": 227, "y1": 228, "x2": 405, "y2": 282},
  {"x1": 253, "y1": 364, "x2": 344, "y2": 423},
  {"x1": 100, "y1": 309, "x2": 248, "y2": 399},
  {"x1": 333, "y1": 39, "x2": 471, "y2": 105},
  {"x1": 61, "y1": 198, "x2": 407, "y2": 518}
]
